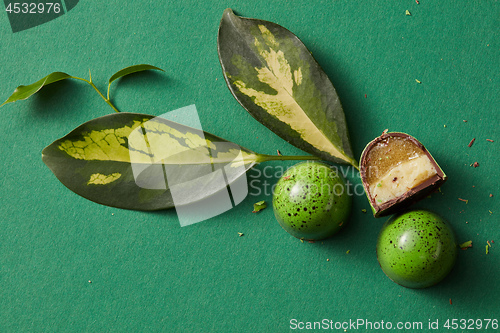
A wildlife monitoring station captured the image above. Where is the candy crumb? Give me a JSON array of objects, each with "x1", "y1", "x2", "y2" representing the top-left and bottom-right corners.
[
  {"x1": 459, "y1": 241, "x2": 472, "y2": 249},
  {"x1": 252, "y1": 200, "x2": 267, "y2": 213}
]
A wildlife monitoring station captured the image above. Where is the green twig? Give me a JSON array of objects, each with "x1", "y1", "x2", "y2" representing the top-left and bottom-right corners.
[
  {"x1": 257, "y1": 154, "x2": 359, "y2": 170},
  {"x1": 71, "y1": 74, "x2": 120, "y2": 113},
  {"x1": 257, "y1": 154, "x2": 322, "y2": 163}
]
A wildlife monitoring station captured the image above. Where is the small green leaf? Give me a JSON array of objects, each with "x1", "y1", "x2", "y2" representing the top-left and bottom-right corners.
[
  {"x1": 252, "y1": 200, "x2": 267, "y2": 213},
  {"x1": 218, "y1": 9, "x2": 357, "y2": 168},
  {"x1": 108, "y1": 64, "x2": 164, "y2": 84},
  {"x1": 42, "y1": 112, "x2": 259, "y2": 210},
  {"x1": 1, "y1": 72, "x2": 71, "y2": 107}
]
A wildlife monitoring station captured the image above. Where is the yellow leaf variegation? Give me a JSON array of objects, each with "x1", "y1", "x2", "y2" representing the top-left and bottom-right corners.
[
  {"x1": 87, "y1": 173, "x2": 122, "y2": 185},
  {"x1": 218, "y1": 9, "x2": 357, "y2": 168}
]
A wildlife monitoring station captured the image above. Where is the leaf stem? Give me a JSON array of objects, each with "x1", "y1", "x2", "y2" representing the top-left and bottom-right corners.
[
  {"x1": 256, "y1": 154, "x2": 359, "y2": 170},
  {"x1": 107, "y1": 83, "x2": 111, "y2": 100},
  {"x1": 256, "y1": 154, "x2": 322, "y2": 163},
  {"x1": 70, "y1": 76, "x2": 120, "y2": 113}
]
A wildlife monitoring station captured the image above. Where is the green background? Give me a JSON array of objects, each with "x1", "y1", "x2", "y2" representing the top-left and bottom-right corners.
[{"x1": 1, "y1": 1, "x2": 498, "y2": 332}]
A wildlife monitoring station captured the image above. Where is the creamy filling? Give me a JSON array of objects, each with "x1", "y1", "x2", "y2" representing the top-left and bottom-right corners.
[{"x1": 369, "y1": 155, "x2": 437, "y2": 204}]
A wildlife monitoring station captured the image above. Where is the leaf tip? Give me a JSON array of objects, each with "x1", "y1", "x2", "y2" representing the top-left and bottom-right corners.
[
  {"x1": 221, "y1": 8, "x2": 239, "y2": 22},
  {"x1": 223, "y1": 8, "x2": 235, "y2": 16}
]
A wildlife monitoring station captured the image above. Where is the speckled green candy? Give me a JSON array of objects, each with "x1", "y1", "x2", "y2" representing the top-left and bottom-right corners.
[
  {"x1": 376, "y1": 210, "x2": 458, "y2": 289},
  {"x1": 272, "y1": 161, "x2": 352, "y2": 240}
]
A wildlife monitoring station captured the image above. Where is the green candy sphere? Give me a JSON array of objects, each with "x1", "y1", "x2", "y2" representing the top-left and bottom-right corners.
[
  {"x1": 272, "y1": 161, "x2": 352, "y2": 240},
  {"x1": 376, "y1": 210, "x2": 458, "y2": 288}
]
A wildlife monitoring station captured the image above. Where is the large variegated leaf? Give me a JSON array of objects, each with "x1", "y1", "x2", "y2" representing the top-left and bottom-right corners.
[
  {"x1": 218, "y1": 9, "x2": 357, "y2": 168},
  {"x1": 42, "y1": 113, "x2": 259, "y2": 210}
]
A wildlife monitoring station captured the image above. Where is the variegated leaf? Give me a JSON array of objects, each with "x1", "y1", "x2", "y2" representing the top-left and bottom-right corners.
[
  {"x1": 42, "y1": 113, "x2": 259, "y2": 210},
  {"x1": 218, "y1": 9, "x2": 357, "y2": 168}
]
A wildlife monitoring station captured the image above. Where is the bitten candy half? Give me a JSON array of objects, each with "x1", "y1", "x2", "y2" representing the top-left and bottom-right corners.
[{"x1": 359, "y1": 132, "x2": 447, "y2": 217}]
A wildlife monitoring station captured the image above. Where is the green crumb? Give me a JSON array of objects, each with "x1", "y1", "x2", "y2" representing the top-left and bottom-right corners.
[
  {"x1": 252, "y1": 200, "x2": 267, "y2": 213},
  {"x1": 238, "y1": 232, "x2": 244, "y2": 237},
  {"x1": 377, "y1": 199, "x2": 382, "y2": 203},
  {"x1": 486, "y1": 245, "x2": 489, "y2": 254},
  {"x1": 377, "y1": 183, "x2": 382, "y2": 187},
  {"x1": 459, "y1": 240, "x2": 472, "y2": 249},
  {"x1": 405, "y1": 10, "x2": 411, "y2": 15},
  {"x1": 346, "y1": 250, "x2": 350, "y2": 254},
  {"x1": 300, "y1": 238, "x2": 304, "y2": 243},
  {"x1": 416, "y1": 79, "x2": 421, "y2": 84},
  {"x1": 361, "y1": 209, "x2": 367, "y2": 213}
]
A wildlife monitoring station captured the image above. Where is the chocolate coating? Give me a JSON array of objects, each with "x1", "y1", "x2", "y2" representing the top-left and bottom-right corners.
[{"x1": 272, "y1": 161, "x2": 351, "y2": 240}]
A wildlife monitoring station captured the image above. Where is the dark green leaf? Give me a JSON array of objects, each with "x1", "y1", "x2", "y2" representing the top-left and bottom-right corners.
[
  {"x1": 108, "y1": 64, "x2": 164, "y2": 84},
  {"x1": 217, "y1": 9, "x2": 357, "y2": 168},
  {"x1": 42, "y1": 113, "x2": 260, "y2": 210},
  {"x1": 1, "y1": 72, "x2": 71, "y2": 107}
]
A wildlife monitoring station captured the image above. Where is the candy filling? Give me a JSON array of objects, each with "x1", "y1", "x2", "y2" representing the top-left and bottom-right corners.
[{"x1": 365, "y1": 136, "x2": 438, "y2": 204}]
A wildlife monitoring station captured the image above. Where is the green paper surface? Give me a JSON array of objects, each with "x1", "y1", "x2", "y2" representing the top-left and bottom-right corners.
[{"x1": 0, "y1": 1, "x2": 498, "y2": 332}]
